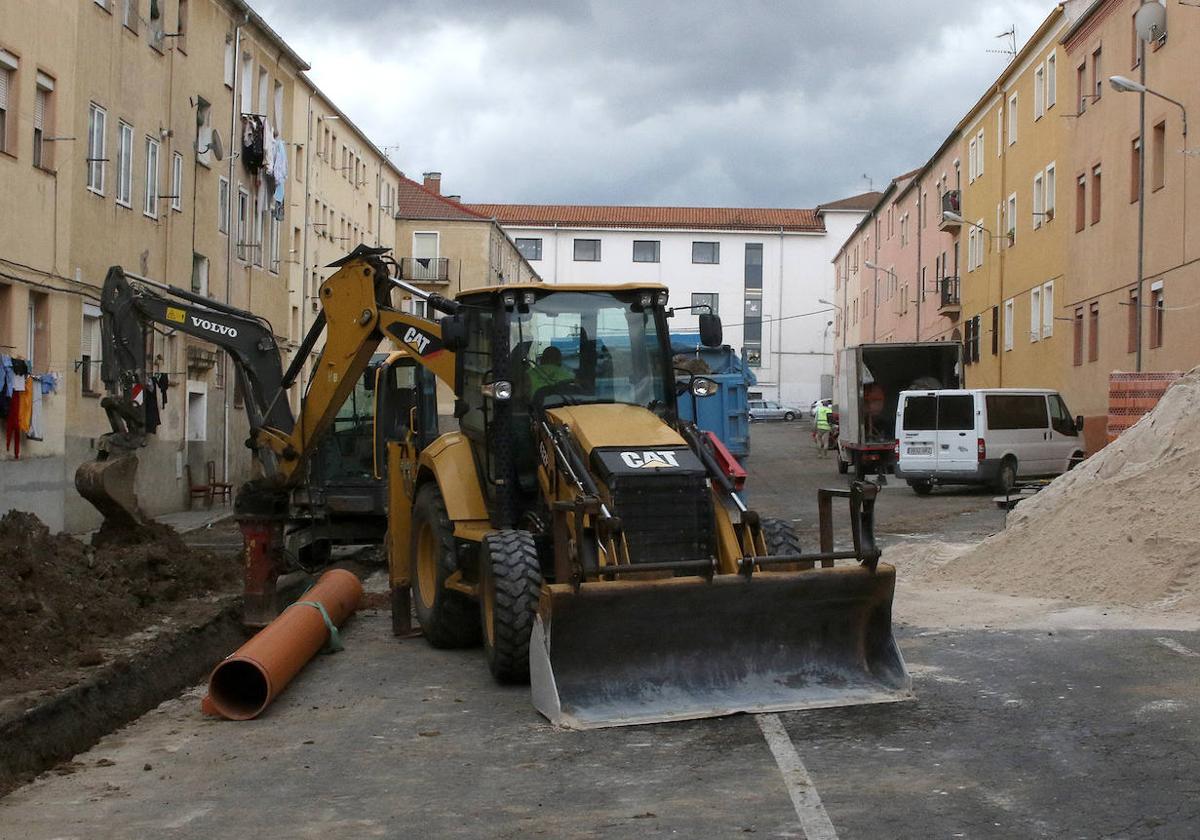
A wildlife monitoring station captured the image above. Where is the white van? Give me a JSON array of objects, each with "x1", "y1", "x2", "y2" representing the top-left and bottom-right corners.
[{"x1": 894, "y1": 388, "x2": 1085, "y2": 494}]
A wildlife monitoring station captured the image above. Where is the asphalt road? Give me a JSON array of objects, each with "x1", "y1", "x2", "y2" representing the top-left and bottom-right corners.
[{"x1": 3, "y1": 424, "x2": 1197, "y2": 838}]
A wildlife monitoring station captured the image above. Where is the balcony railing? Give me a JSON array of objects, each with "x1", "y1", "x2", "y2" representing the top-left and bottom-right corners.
[
  {"x1": 939, "y1": 275, "x2": 961, "y2": 313},
  {"x1": 399, "y1": 257, "x2": 450, "y2": 283},
  {"x1": 938, "y1": 190, "x2": 962, "y2": 230}
]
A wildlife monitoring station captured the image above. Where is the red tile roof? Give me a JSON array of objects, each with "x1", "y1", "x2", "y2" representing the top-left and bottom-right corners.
[
  {"x1": 394, "y1": 177, "x2": 489, "y2": 222},
  {"x1": 465, "y1": 203, "x2": 825, "y2": 233}
]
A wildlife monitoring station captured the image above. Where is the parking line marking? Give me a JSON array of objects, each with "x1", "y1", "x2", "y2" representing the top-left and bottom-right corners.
[
  {"x1": 1155, "y1": 637, "x2": 1200, "y2": 658},
  {"x1": 756, "y1": 714, "x2": 839, "y2": 840}
]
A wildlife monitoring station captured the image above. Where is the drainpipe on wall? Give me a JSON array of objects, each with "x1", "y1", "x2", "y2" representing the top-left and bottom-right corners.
[
  {"x1": 872, "y1": 221, "x2": 880, "y2": 341},
  {"x1": 222, "y1": 14, "x2": 248, "y2": 486},
  {"x1": 916, "y1": 187, "x2": 923, "y2": 342},
  {"x1": 777, "y1": 225, "x2": 784, "y2": 400}
]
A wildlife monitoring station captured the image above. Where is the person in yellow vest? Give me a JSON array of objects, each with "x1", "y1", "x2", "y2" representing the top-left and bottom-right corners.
[
  {"x1": 814, "y1": 402, "x2": 833, "y2": 457},
  {"x1": 528, "y1": 346, "x2": 574, "y2": 395}
]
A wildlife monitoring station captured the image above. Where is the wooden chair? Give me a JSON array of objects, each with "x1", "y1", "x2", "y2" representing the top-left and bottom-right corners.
[
  {"x1": 207, "y1": 460, "x2": 234, "y2": 505},
  {"x1": 185, "y1": 464, "x2": 213, "y2": 508}
]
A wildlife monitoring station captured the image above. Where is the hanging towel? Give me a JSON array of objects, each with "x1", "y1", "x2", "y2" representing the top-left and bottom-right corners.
[
  {"x1": 18, "y1": 377, "x2": 32, "y2": 433},
  {"x1": 272, "y1": 138, "x2": 288, "y2": 218},
  {"x1": 241, "y1": 115, "x2": 265, "y2": 172},
  {"x1": 0, "y1": 355, "x2": 12, "y2": 397},
  {"x1": 40, "y1": 373, "x2": 58, "y2": 395},
  {"x1": 26, "y1": 383, "x2": 43, "y2": 441},
  {"x1": 155, "y1": 372, "x2": 169, "y2": 406},
  {"x1": 144, "y1": 379, "x2": 161, "y2": 434},
  {"x1": 262, "y1": 120, "x2": 276, "y2": 174}
]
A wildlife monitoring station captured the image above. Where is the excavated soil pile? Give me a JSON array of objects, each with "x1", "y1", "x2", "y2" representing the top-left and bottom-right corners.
[
  {"x1": 918, "y1": 367, "x2": 1200, "y2": 612},
  {"x1": 0, "y1": 512, "x2": 239, "y2": 692}
]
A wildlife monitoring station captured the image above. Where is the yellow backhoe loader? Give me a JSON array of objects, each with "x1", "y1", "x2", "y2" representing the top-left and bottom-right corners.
[{"x1": 80, "y1": 247, "x2": 911, "y2": 728}]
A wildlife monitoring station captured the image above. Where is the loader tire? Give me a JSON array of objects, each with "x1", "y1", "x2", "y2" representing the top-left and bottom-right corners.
[
  {"x1": 480, "y1": 530, "x2": 542, "y2": 684},
  {"x1": 761, "y1": 518, "x2": 803, "y2": 568},
  {"x1": 410, "y1": 483, "x2": 480, "y2": 648}
]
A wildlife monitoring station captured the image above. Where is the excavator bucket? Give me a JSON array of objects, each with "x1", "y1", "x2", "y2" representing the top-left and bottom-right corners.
[
  {"x1": 75, "y1": 453, "x2": 146, "y2": 528},
  {"x1": 530, "y1": 564, "x2": 911, "y2": 730}
]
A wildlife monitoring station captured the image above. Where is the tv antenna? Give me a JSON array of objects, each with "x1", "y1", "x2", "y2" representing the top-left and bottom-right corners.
[
  {"x1": 862, "y1": 174, "x2": 874, "y2": 191},
  {"x1": 988, "y1": 26, "x2": 1017, "y2": 60}
]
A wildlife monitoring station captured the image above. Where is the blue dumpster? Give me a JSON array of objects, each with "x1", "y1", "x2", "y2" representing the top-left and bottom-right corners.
[{"x1": 670, "y1": 335, "x2": 755, "y2": 458}]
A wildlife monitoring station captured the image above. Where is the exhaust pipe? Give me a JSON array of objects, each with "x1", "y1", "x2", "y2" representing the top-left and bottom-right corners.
[{"x1": 205, "y1": 568, "x2": 363, "y2": 720}]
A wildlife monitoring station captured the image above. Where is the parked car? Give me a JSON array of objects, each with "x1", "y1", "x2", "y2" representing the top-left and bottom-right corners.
[
  {"x1": 811, "y1": 397, "x2": 832, "y2": 416},
  {"x1": 894, "y1": 388, "x2": 1085, "y2": 494},
  {"x1": 748, "y1": 399, "x2": 802, "y2": 422}
]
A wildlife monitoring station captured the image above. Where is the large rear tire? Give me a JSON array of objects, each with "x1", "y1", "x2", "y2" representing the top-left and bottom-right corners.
[
  {"x1": 480, "y1": 530, "x2": 542, "y2": 684},
  {"x1": 410, "y1": 483, "x2": 480, "y2": 648},
  {"x1": 762, "y1": 518, "x2": 802, "y2": 555}
]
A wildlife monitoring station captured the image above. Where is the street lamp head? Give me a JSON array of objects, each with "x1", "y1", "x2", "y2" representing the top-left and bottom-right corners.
[
  {"x1": 943, "y1": 210, "x2": 965, "y2": 224},
  {"x1": 864, "y1": 260, "x2": 878, "y2": 270},
  {"x1": 1109, "y1": 75, "x2": 1146, "y2": 95}
]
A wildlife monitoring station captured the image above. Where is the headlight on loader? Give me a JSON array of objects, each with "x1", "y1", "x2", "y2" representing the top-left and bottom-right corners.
[{"x1": 482, "y1": 380, "x2": 513, "y2": 401}]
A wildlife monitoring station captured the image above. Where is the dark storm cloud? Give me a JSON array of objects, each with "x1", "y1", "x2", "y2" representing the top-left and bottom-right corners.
[{"x1": 255, "y1": 0, "x2": 1048, "y2": 206}]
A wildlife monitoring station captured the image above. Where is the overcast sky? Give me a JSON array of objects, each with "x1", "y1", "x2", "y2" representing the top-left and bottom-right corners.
[{"x1": 255, "y1": 0, "x2": 1050, "y2": 208}]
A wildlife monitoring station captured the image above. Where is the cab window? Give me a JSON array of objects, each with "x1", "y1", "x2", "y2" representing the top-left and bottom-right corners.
[{"x1": 1048, "y1": 394, "x2": 1077, "y2": 436}]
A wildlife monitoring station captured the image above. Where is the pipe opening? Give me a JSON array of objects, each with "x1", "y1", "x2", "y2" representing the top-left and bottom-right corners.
[{"x1": 208, "y1": 658, "x2": 270, "y2": 720}]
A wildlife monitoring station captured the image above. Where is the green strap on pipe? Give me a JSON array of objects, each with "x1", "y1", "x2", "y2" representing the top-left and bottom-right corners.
[{"x1": 293, "y1": 600, "x2": 344, "y2": 653}]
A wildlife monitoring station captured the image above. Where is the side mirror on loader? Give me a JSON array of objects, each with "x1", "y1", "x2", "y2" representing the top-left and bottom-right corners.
[
  {"x1": 698, "y1": 312, "x2": 723, "y2": 348},
  {"x1": 440, "y1": 314, "x2": 468, "y2": 351}
]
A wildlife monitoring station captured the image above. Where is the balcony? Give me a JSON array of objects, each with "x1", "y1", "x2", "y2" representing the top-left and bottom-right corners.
[
  {"x1": 938, "y1": 190, "x2": 962, "y2": 231},
  {"x1": 939, "y1": 275, "x2": 961, "y2": 316},
  {"x1": 399, "y1": 257, "x2": 451, "y2": 284}
]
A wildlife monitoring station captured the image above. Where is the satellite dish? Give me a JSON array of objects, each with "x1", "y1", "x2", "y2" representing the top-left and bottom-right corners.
[
  {"x1": 207, "y1": 128, "x2": 225, "y2": 161},
  {"x1": 1135, "y1": 2, "x2": 1166, "y2": 42}
]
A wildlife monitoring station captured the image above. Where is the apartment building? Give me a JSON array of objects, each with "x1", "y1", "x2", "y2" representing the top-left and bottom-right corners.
[
  {"x1": 957, "y1": 8, "x2": 1070, "y2": 402},
  {"x1": 1061, "y1": 0, "x2": 1198, "y2": 447},
  {"x1": 471, "y1": 198, "x2": 875, "y2": 405}
]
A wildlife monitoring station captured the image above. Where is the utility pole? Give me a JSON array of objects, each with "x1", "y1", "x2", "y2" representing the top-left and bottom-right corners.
[{"x1": 1135, "y1": 37, "x2": 1147, "y2": 372}]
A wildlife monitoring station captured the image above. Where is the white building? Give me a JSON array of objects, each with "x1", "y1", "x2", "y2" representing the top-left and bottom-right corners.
[{"x1": 468, "y1": 196, "x2": 878, "y2": 406}]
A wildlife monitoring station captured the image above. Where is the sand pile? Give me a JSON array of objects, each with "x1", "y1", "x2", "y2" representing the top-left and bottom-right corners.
[
  {"x1": 917, "y1": 367, "x2": 1200, "y2": 612},
  {"x1": 0, "y1": 511, "x2": 238, "y2": 691}
]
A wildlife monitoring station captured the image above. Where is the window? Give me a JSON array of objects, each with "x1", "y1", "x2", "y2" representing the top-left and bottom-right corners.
[
  {"x1": 1127, "y1": 289, "x2": 1139, "y2": 353},
  {"x1": 253, "y1": 198, "x2": 266, "y2": 266},
  {"x1": 223, "y1": 35, "x2": 234, "y2": 87},
  {"x1": 1034, "y1": 64, "x2": 1046, "y2": 119},
  {"x1": 33, "y1": 75, "x2": 55, "y2": 169},
  {"x1": 997, "y1": 107, "x2": 1003, "y2": 155},
  {"x1": 240, "y1": 53, "x2": 252, "y2": 114},
  {"x1": 187, "y1": 383, "x2": 207, "y2": 442},
  {"x1": 1007, "y1": 194, "x2": 1017, "y2": 241},
  {"x1": 257, "y1": 68, "x2": 268, "y2": 118},
  {"x1": 991, "y1": 305, "x2": 1000, "y2": 355},
  {"x1": 515, "y1": 237, "x2": 541, "y2": 261},
  {"x1": 969, "y1": 314, "x2": 981, "y2": 362},
  {"x1": 273, "y1": 80, "x2": 283, "y2": 127},
  {"x1": 1088, "y1": 302, "x2": 1100, "y2": 361},
  {"x1": 122, "y1": 0, "x2": 138, "y2": 32},
  {"x1": 1151, "y1": 121, "x2": 1166, "y2": 190},
  {"x1": 196, "y1": 97, "x2": 213, "y2": 167},
  {"x1": 269, "y1": 213, "x2": 280, "y2": 272},
  {"x1": 1049, "y1": 395, "x2": 1078, "y2": 437},
  {"x1": 968, "y1": 138, "x2": 978, "y2": 181},
  {"x1": 938, "y1": 395, "x2": 975, "y2": 431},
  {"x1": 902, "y1": 395, "x2": 937, "y2": 431},
  {"x1": 692, "y1": 241, "x2": 720, "y2": 264},
  {"x1": 1004, "y1": 299, "x2": 1014, "y2": 350},
  {"x1": 1046, "y1": 163, "x2": 1056, "y2": 215},
  {"x1": 236, "y1": 187, "x2": 249, "y2": 260},
  {"x1": 1131, "y1": 9, "x2": 1141, "y2": 68},
  {"x1": 1073, "y1": 307, "x2": 1084, "y2": 365},
  {"x1": 1047, "y1": 53, "x2": 1056, "y2": 108},
  {"x1": 1150, "y1": 282, "x2": 1164, "y2": 349},
  {"x1": 1077, "y1": 63, "x2": 1088, "y2": 113},
  {"x1": 87, "y1": 103, "x2": 107, "y2": 194},
  {"x1": 143, "y1": 136, "x2": 159, "y2": 218},
  {"x1": 170, "y1": 151, "x2": 182, "y2": 211},
  {"x1": 1092, "y1": 47, "x2": 1103, "y2": 102},
  {"x1": 1076, "y1": 174, "x2": 1087, "y2": 232},
  {"x1": 1030, "y1": 286, "x2": 1042, "y2": 342},
  {"x1": 177, "y1": 0, "x2": 188, "y2": 52},
  {"x1": 1043, "y1": 281, "x2": 1054, "y2": 338},
  {"x1": 691, "y1": 292, "x2": 718, "y2": 316},
  {"x1": 573, "y1": 238, "x2": 600, "y2": 262},
  {"x1": 217, "y1": 176, "x2": 229, "y2": 233},
  {"x1": 1130, "y1": 137, "x2": 1142, "y2": 202},
  {"x1": 191, "y1": 252, "x2": 209, "y2": 296},
  {"x1": 977, "y1": 130, "x2": 984, "y2": 176},
  {"x1": 0, "y1": 53, "x2": 13, "y2": 155},
  {"x1": 112, "y1": 122, "x2": 133, "y2": 206},
  {"x1": 986, "y1": 395, "x2": 1049, "y2": 430},
  {"x1": 81, "y1": 304, "x2": 102, "y2": 395},
  {"x1": 632, "y1": 240, "x2": 660, "y2": 263},
  {"x1": 1008, "y1": 93, "x2": 1018, "y2": 144},
  {"x1": 1033, "y1": 172, "x2": 1045, "y2": 228},
  {"x1": 1091, "y1": 164, "x2": 1102, "y2": 225}
]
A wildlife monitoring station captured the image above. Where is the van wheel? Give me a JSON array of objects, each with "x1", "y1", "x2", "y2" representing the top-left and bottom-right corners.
[
  {"x1": 411, "y1": 483, "x2": 481, "y2": 648},
  {"x1": 907, "y1": 479, "x2": 933, "y2": 496},
  {"x1": 994, "y1": 459, "x2": 1017, "y2": 494},
  {"x1": 1067, "y1": 452, "x2": 1084, "y2": 470}
]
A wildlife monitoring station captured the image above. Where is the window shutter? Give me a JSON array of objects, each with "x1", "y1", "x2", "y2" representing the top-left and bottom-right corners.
[
  {"x1": 0, "y1": 69, "x2": 8, "y2": 110},
  {"x1": 34, "y1": 89, "x2": 45, "y2": 130}
]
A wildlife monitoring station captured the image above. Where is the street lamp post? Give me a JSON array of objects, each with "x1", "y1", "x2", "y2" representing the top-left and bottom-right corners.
[{"x1": 1110, "y1": 72, "x2": 1189, "y2": 372}]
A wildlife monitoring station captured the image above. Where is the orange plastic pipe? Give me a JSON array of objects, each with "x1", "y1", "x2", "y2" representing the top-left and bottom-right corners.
[{"x1": 205, "y1": 568, "x2": 363, "y2": 720}]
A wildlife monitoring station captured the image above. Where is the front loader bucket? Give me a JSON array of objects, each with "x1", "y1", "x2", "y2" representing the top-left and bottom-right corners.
[
  {"x1": 75, "y1": 453, "x2": 146, "y2": 528},
  {"x1": 530, "y1": 564, "x2": 911, "y2": 729}
]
